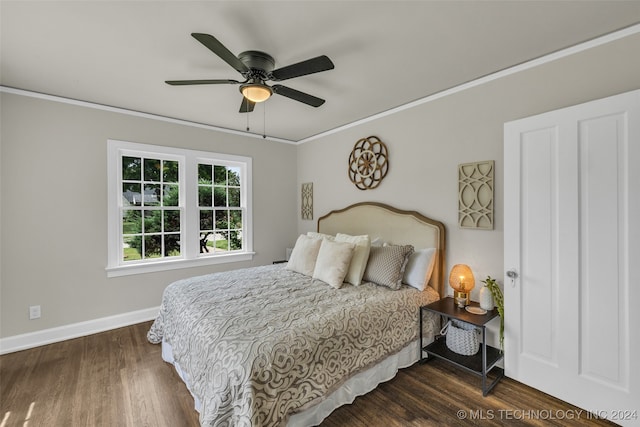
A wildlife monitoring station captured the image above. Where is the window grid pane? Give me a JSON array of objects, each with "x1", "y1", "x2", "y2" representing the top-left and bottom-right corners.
[
  {"x1": 198, "y1": 163, "x2": 243, "y2": 255},
  {"x1": 121, "y1": 156, "x2": 182, "y2": 262}
]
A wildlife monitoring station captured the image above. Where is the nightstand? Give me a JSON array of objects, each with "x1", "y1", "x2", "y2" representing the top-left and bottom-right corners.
[{"x1": 420, "y1": 297, "x2": 504, "y2": 396}]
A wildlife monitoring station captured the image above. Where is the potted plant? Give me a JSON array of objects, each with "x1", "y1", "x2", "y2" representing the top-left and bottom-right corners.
[{"x1": 481, "y1": 276, "x2": 504, "y2": 352}]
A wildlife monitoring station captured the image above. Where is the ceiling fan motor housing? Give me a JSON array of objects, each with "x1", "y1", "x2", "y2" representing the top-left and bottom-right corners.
[
  {"x1": 238, "y1": 51, "x2": 275, "y2": 76},
  {"x1": 236, "y1": 51, "x2": 275, "y2": 102}
]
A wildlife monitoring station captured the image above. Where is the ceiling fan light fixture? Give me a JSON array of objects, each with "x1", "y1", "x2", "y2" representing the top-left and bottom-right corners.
[{"x1": 240, "y1": 83, "x2": 272, "y2": 103}]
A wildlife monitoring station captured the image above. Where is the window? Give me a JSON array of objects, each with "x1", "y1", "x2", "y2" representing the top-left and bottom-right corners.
[
  {"x1": 197, "y1": 163, "x2": 243, "y2": 254},
  {"x1": 107, "y1": 140, "x2": 253, "y2": 277},
  {"x1": 121, "y1": 155, "x2": 182, "y2": 262}
]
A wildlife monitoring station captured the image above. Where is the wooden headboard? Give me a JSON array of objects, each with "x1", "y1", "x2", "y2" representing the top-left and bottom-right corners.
[{"x1": 317, "y1": 202, "x2": 446, "y2": 296}]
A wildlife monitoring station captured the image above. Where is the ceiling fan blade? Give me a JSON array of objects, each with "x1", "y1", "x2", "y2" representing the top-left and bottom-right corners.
[
  {"x1": 272, "y1": 85, "x2": 325, "y2": 107},
  {"x1": 239, "y1": 97, "x2": 255, "y2": 113},
  {"x1": 191, "y1": 33, "x2": 249, "y2": 74},
  {"x1": 271, "y1": 55, "x2": 334, "y2": 81},
  {"x1": 165, "y1": 79, "x2": 240, "y2": 86}
]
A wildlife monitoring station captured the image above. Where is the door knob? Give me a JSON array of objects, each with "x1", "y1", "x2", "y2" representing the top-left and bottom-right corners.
[{"x1": 506, "y1": 269, "x2": 518, "y2": 286}]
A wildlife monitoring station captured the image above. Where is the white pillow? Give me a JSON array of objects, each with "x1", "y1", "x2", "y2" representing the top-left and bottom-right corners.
[
  {"x1": 312, "y1": 239, "x2": 355, "y2": 289},
  {"x1": 335, "y1": 233, "x2": 371, "y2": 286},
  {"x1": 286, "y1": 234, "x2": 322, "y2": 276},
  {"x1": 370, "y1": 237, "x2": 386, "y2": 247},
  {"x1": 403, "y1": 248, "x2": 437, "y2": 290}
]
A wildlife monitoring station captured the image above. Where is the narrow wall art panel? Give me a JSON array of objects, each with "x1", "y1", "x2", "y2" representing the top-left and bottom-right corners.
[
  {"x1": 301, "y1": 182, "x2": 313, "y2": 220},
  {"x1": 458, "y1": 160, "x2": 494, "y2": 229}
]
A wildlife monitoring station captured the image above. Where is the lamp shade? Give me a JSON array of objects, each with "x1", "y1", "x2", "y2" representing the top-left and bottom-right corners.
[
  {"x1": 449, "y1": 264, "x2": 475, "y2": 292},
  {"x1": 240, "y1": 83, "x2": 272, "y2": 103}
]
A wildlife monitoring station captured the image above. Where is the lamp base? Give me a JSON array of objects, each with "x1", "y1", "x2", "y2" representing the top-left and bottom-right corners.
[{"x1": 454, "y1": 291, "x2": 470, "y2": 307}]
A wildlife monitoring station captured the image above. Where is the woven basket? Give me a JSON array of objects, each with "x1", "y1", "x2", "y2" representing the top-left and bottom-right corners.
[{"x1": 440, "y1": 320, "x2": 480, "y2": 356}]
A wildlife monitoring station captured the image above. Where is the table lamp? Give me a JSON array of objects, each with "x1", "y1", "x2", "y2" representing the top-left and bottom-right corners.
[{"x1": 449, "y1": 264, "x2": 475, "y2": 307}]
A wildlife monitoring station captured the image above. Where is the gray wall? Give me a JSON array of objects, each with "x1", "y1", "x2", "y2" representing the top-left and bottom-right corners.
[
  {"x1": 2, "y1": 31, "x2": 639, "y2": 341},
  {"x1": 0, "y1": 94, "x2": 298, "y2": 337},
  {"x1": 296, "y1": 33, "x2": 640, "y2": 307}
]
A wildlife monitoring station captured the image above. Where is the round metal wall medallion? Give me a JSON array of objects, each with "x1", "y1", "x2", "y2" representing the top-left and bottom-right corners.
[{"x1": 348, "y1": 136, "x2": 389, "y2": 190}]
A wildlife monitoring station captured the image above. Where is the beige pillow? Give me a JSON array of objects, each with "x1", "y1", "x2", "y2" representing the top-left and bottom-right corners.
[
  {"x1": 312, "y1": 239, "x2": 356, "y2": 289},
  {"x1": 335, "y1": 233, "x2": 371, "y2": 286},
  {"x1": 286, "y1": 234, "x2": 322, "y2": 276},
  {"x1": 363, "y1": 244, "x2": 414, "y2": 290},
  {"x1": 307, "y1": 231, "x2": 335, "y2": 241}
]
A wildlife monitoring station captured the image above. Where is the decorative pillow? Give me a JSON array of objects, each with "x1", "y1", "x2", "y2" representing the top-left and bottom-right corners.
[
  {"x1": 363, "y1": 244, "x2": 414, "y2": 290},
  {"x1": 403, "y1": 247, "x2": 437, "y2": 291},
  {"x1": 286, "y1": 234, "x2": 322, "y2": 276},
  {"x1": 335, "y1": 233, "x2": 371, "y2": 286},
  {"x1": 307, "y1": 231, "x2": 335, "y2": 241},
  {"x1": 312, "y1": 239, "x2": 356, "y2": 289}
]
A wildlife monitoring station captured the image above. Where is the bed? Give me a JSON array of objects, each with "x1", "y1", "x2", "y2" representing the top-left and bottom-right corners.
[{"x1": 148, "y1": 202, "x2": 446, "y2": 426}]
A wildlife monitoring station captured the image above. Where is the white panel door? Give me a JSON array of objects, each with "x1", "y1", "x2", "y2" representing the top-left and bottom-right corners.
[{"x1": 504, "y1": 90, "x2": 639, "y2": 426}]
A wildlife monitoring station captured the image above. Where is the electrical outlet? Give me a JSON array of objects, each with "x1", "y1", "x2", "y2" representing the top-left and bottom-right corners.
[{"x1": 29, "y1": 305, "x2": 41, "y2": 320}]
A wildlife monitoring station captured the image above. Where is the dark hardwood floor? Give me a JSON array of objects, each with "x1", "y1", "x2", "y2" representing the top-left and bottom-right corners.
[{"x1": 0, "y1": 321, "x2": 615, "y2": 426}]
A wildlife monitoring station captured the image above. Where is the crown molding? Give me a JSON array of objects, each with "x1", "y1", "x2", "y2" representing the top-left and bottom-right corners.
[
  {"x1": 3, "y1": 23, "x2": 639, "y2": 145},
  {"x1": 297, "y1": 22, "x2": 640, "y2": 144}
]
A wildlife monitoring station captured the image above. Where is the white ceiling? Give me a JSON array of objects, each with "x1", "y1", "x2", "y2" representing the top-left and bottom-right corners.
[{"x1": 2, "y1": 1, "x2": 640, "y2": 142}]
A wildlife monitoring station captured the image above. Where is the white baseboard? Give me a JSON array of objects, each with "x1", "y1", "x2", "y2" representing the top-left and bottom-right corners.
[{"x1": 0, "y1": 306, "x2": 160, "y2": 355}]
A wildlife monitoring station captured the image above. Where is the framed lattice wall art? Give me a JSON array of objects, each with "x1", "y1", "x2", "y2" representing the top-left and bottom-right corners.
[
  {"x1": 301, "y1": 182, "x2": 313, "y2": 220},
  {"x1": 458, "y1": 160, "x2": 494, "y2": 229}
]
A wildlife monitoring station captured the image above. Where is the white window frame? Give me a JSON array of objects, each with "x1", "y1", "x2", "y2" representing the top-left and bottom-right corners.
[{"x1": 106, "y1": 140, "x2": 253, "y2": 277}]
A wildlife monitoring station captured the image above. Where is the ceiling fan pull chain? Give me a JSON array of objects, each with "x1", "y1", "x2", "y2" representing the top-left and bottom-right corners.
[
  {"x1": 263, "y1": 102, "x2": 267, "y2": 139},
  {"x1": 246, "y1": 109, "x2": 250, "y2": 132}
]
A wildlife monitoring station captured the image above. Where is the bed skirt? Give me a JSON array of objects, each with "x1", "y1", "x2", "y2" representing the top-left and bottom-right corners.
[{"x1": 162, "y1": 337, "x2": 427, "y2": 426}]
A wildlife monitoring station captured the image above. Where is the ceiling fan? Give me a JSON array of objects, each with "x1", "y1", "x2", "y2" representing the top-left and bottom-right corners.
[{"x1": 166, "y1": 33, "x2": 335, "y2": 113}]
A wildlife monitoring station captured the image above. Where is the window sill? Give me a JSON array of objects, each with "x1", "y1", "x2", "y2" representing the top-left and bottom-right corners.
[{"x1": 106, "y1": 252, "x2": 255, "y2": 278}]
